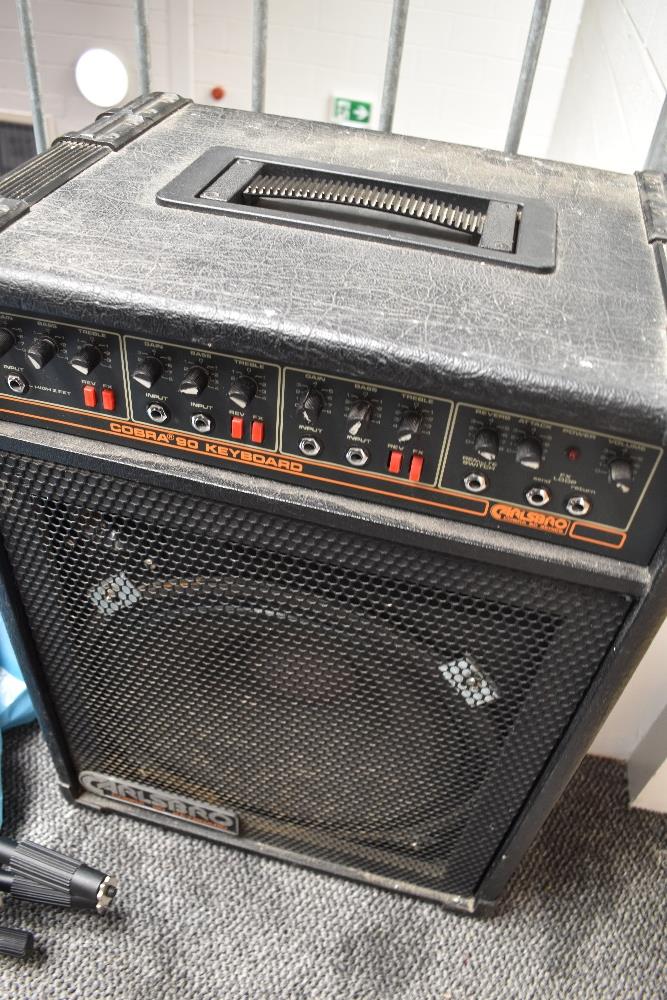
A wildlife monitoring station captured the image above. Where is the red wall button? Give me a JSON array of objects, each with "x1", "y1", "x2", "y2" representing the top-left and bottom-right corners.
[
  {"x1": 250, "y1": 419, "x2": 265, "y2": 444},
  {"x1": 408, "y1": 453, "x2": 424, "y2": 482},
  {"x1": 82, "y1": 385, "x2": 97, "y2": 408},
  {"x1": 230, "y1": 415, "x2": 244, "y2": 440},
  {"x1": 101, "y1": 387, "x2": 116, "y2": 411},
  {"x1": 388, "y1": 450, "x2": 403, "y2": 474}
]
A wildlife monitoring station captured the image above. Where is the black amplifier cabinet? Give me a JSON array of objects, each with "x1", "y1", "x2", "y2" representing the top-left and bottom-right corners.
[{"x1": 0, "y1": 94, "x2": 665, "y2": 913}]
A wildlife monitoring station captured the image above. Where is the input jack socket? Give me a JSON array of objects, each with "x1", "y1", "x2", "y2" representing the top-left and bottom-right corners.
[
  {"x1": 298, "y1": 436, "x2": 321, "y2": 457},
  {"x1": 463, "y1": 473, "x2": 488, "y2": 493},
  {"x1": 346, "y1": 446, "x2": 370, "y2": 467},
  {"x1": 6, "y1": 373, "x2": 28, "y2": 394},
  {"x1": 146, "y1": 403, "x2": 169, "y2": 424}
]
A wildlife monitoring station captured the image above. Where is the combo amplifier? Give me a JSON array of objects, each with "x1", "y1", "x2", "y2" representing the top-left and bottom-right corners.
[{"x1": 0, "y1": 94, "x2": 665, "y2": 913}]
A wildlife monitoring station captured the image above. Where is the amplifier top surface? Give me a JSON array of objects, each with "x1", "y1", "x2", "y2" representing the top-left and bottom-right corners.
[{"x1": 0, "y1": 102, "x2": 665, "y2": 442}]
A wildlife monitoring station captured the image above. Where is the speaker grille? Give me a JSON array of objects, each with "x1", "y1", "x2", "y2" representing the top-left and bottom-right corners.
[{"x1": 0, "y1": 452, "x2": 630, "y2": 897}]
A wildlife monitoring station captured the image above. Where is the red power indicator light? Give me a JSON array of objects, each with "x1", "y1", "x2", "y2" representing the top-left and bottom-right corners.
[{"x1": 566, "y1": 446, "x2": 581, "y2": 462}]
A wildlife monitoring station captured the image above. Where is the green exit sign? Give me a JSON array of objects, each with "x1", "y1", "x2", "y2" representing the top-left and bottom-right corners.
[{"x1": 331, "y1": 96, "x2": 373, "y2": 127}]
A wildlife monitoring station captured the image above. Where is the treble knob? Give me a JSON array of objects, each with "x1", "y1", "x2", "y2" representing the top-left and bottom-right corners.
[
  {"x1": 70, "y1": 344, "x2": 101, "y2": 376},
  {"x1": 397, "y1": 410, "x2": 422, "y2": 444},
  {"x1": 27, "y1": 336, "x2": 57, "y2": 370},
  {"x1": 228, "y1": 374, "x2": 257, "y2": 410},
  {"x1": 179, "y1": 366, "x2": 209, "y2": 397}
]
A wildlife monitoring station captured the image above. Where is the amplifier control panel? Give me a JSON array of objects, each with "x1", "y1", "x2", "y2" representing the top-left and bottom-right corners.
[
  {"x1": 0, "y1": 311, "x2": 664, "y2": 565},
  {"x1": 280, "y1": 368, "x2": 451, "y2": 485}
]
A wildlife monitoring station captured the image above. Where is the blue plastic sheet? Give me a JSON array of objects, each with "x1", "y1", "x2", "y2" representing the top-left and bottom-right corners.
[{"x1": 0, "y1": 616, "x2": 36, "y2": 824}]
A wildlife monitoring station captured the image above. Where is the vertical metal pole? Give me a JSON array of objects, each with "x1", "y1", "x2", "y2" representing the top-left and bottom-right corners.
[
  {"x1": 644, "y1": 93, "x2": 667, "y2": 172},
  {"x1": 504, "y1": 0, "x2": 551, "y2": 154},
  {"x1": 378, "y1": 0, "x2": 409, "y2": 133},
  {"x1": 134, "y1": 0, "x2": 151, "y2": 96},
  {"x1": 252, "y1": 0, "x2": 268, "y2": 113},
  {"x1": 15, "y1": 0, "x2": 47, "y2": 153}
]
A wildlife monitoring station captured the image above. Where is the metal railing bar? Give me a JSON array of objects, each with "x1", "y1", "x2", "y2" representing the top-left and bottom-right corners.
[
  {"x1": 134, "y1": 0, "x2": 151, "y2": 95},
  {"x1": 504, "y1": 0, "x2": 551, "y2": 154},
  {"x1": 644, "y1": 93, "x2": 667, "y2": 172},
  {"x1": 252, "y1": 0, "x2": 268, "y2": 113},
  {"x1": 378, "y1": 0, "x2": 409, "y2": 134},
  {"x1": 15, "y1": 0, "x2": 47, "y2": 153}
]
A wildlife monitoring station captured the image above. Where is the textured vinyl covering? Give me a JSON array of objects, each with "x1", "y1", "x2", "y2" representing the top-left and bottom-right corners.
[
  {"x1": 2, "y1": 725, "x2": 666, "y2": 1000},
  {"x1": 0, "y1": 104, "x2": 664, "y2": 441}
]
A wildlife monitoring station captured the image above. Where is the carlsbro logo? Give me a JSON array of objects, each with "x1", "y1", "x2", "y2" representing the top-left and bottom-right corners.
[
  {"x1": 79, "y1": 772, "x2": 239, "y2": 835},
  {"x1": 490, "y1": 503, "x2": 570, "y2": 536}
]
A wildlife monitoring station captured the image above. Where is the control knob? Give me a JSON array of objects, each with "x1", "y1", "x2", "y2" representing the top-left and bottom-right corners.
[
  {"x1": 516, "y1": 437, "x2": 542, "y2": 470},
  {"x1": 397, "y1": 410, "x2": 422, "y2": 444},
  {"x1": 27, "y1": 336, "x2": 57, "y2": 370},
  {"x1": 608, "y1": 458, "x2": 633, "y2": 494},
  {"x1": 132, "y1": 357, "x2": 163, "y2": 389},
  {"x1": 298, "y1": 387, "x2": 324, "y2": 425},
  {"x1": 347, "y1": 399, "x2": 374, "y2": 436},
  {"x1": 473, "y1": 428, "x2": 499, "y2": 462},
  {"x1": 0, "y1": 328, "x2": 15, "y2": 357},
  {"x1": 228, "y1": 374, "x2": 257, "y2": 409},
  {"x1": 70, "y1": 344, "x2": 101, "y2": 376},
  {"x1": 179, "y1": 365, "x2": 209, "y2": 396}
]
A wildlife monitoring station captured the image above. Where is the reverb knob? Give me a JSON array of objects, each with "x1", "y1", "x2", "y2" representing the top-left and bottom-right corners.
[
  {"x1": 608, "y1": 458, "x2": 633, "y2": 493},
  {"x1": 179, "y1": 365, "x2": 209, "y2": 396},
  {"x1": 397, "y1": 410, "x2": 422, "y2": 444},
  {"x1": 228, "y1": 374, "x2": 257, "y2": 409},
  {"x1": 298, "y1": 387, "x2": 324, "y2": 425},
  {"x1": 27, "y1": 336, "x2": 57, "y2": 370},
  {"x1": 347, "y1": 399, "x2": 374, "y2": 436},
  {"x1": 70, "y1": 344, "x2": 101, "y2": 376},
  {"x1": 473, "y1": 427, "x2": 499, "y2": 462},
  {"x1": 132, "y1": 357, "x2": 163, "y2": 389},
  {"x1": 0, "y1": 328, "x2": 15, "y2": 357},
  {"x1": 516, "y1": 437, "x2": 542, "y2": 470}
]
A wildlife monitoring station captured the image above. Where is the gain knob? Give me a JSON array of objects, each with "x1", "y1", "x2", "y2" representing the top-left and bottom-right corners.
[
  {"x1": 179, "y1": 365, "x2": 209, "y2": 396},
  {"x1": 608, "y1": 458, "x2": 633, "y2": 494},
  {"x1": 0, "y1": 328, "x2": 15, "y2": 357},
  {"x1": 228, "y1": 374, "x2": 257, "y2": 409},
  {"x1": 397, "y1": 410, "x2": 422, "y2": 444},
  {"x1": 132, "y1": 357, "x2": 163, "y2": 389},
  {"x1": 473, "y1": 427, "x2": 499, "y2": 462},
  {"x1": 516, "y1": 437, "x2": 542, "y2": 470},
  {"x1": 298, "y1": 387, "x2": 324, "y2": 425},
  {"x1": 70, "y1": 344, "x2": 101, "y2": 376},
  {"x1": 347, "y1": 399, "x2": 374, "y2": 436},
  {"x1": 27, "y1": 336, "x2": 57, "y2": 370}
]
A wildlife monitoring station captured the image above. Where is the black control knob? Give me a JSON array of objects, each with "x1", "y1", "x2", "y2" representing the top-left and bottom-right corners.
[
  {"x1": 473, "y1": 427, "x2": 499, "y2": 462},
  {"x1": 179, "y1": 365, "x2": 209, "y2": 396},
  {"x1": 132, "y1": 357, "x2": 163, "y2": 389},
  {"x1": 347, "y1": 399, "x2": 374, "y2": 436},
  {"x1": 608, "y1": 458, "x2": 633, "y2": 494},
  {"x1": 298, "y1": 387, "x2": 324, "y2": 425},
  {"x1": 516, "y1": 437, "x2": 542, "y2": 470},
  {"x1": 228, "y1": 374, "x2": 257, "y2": 410},
  {"x1": 397, "y1": 410, "x2": 422, "y2": 443},
  {"x1": 70, "y1": 344, "x2": 101, "y2": 376},
  {"x1": 27, "y1": 336, "x2": 57, "y2": 370},
  {"x1": 0, "y1": 328, "x2": 15, "y2": 357}
]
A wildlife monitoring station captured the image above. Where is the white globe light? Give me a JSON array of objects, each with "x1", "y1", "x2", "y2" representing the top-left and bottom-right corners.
[{"x1": 75, "y1": 49, "x2": 128, "y2": 108}]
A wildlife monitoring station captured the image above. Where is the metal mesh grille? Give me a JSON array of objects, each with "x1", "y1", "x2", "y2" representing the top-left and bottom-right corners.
[{"x1": 0, "y1": 451, "x2": 631, "y2": 897}]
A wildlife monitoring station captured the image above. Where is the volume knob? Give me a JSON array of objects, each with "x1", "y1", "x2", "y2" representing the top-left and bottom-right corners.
[
  {"x1": 70, "y1": 344, "x2": 101, "y2": 376},
  {"x1": 397, "y1": 410, "x2": 422, "y2": 444},
  {"x1": 132, "y1": 357, "x2": 163, "y2": 389},
  {"x1": 27, "y1": 336, "x2": 57, "y2": 370},
  {"x1": 473, "y1": 428, "x2": 499, "y2": 462},
  {"x1": 516, "y1": 438, "x2": 542, "y2": 470},
  {"x1": 179, "y1": 366, "x2": 209, "y2": 396},
  {"x1": 228, "y1": 375, "x2": 257, "y2": 409},
  {"x1": 0, "y1": 328, "x2": 15, "y2": 357},
  {"x1": 298, "y1": 388, "x2": 324, "y2": 425},
  {"x1": 608, "y1": 459, "x2": 633, "y2": 494}
]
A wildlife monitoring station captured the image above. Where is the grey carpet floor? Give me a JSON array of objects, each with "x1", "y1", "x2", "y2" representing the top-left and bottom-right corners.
[{"x1": 1, "y1": 724, "x2": 665, "y2": 1000}]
